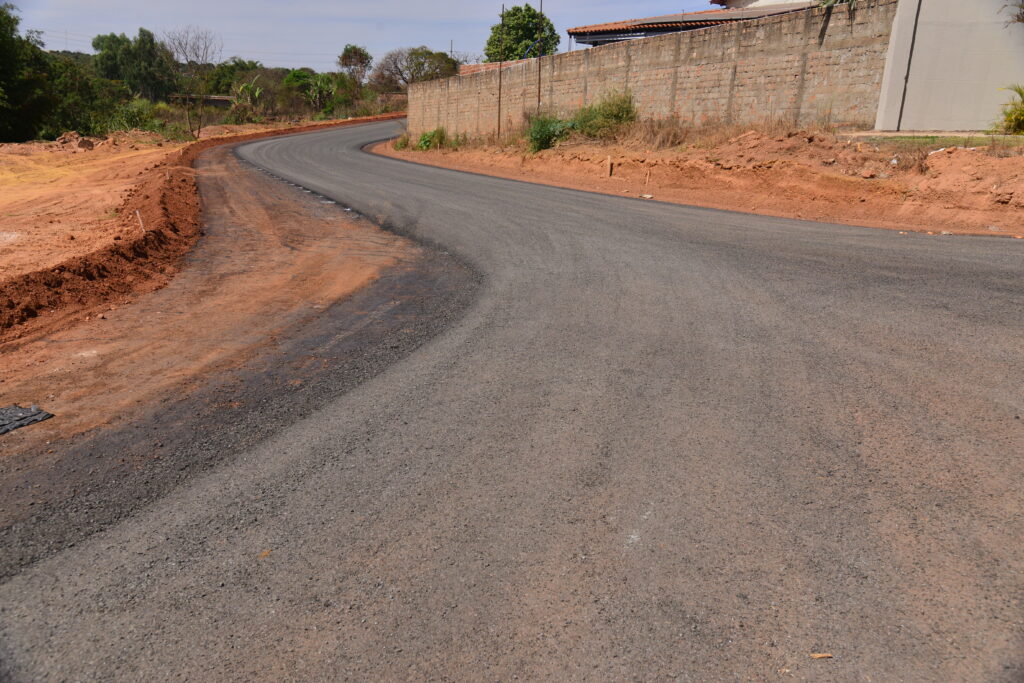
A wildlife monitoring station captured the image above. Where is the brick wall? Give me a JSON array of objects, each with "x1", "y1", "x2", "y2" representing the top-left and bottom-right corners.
[{"x1": 409, "y1": 0, "x2": 898, "y2": 137}]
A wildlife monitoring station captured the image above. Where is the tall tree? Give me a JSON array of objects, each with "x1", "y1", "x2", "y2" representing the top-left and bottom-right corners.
[
  {"x1": 369, "y1": 46, "x2": 458, "y2": 91},
  {"x1": 207, "y1": 56, "x2": 262, "y2": 94},
  {"x1": 163, "y1": 25, "x2": 222, "y2": 138},
  {"x1": 0, "y1": 3, "x2": 54, "y2": 141},
  {"x1": 39, "y1": 55, "x2": 125, "y2": 138},
  {"x1": 91, "y1": 28, "x2": 176, "y2": 100},
  {"x1": 338, "y1": 44, "x2": 372, "y2": 85},
  {"x1": 484, "y1": 4, "x2": 559, "y2": 63}
]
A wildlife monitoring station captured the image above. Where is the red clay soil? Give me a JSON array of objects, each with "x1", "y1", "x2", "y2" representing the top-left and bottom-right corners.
[
  {"x1": 1, "y1": 143, "x2": 415, "y2": 451},
  {"x1": 0, "y1": 113, "x2": 405, "y2": 346},
  {"x1": 374, "y1": 130, "x2": 1024, "y2": 239}
]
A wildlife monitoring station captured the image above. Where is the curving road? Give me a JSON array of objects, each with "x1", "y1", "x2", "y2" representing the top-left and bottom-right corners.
[{"x1": 2, "y1": 120, "x2": 1022, "y2": 680}]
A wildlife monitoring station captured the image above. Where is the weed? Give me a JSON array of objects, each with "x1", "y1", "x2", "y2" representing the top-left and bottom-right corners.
[
  {"x1": 999, "y1": 84, "x2": 1024, "y2": 134},
  {"x1": 527, "y1": 115, "x2": 572, "y2": 152},
  {"x1": 106, "y1": 98, "x2": 157, "y2": 132},
  {"x1": 416, "y1": 127, "x2": 448, "y2": 150},
  {"x1": 393, "y1": 134, "x2": 410, "y2": 150},
  {"x1": 892, "y1": 147, "x2": 930, "y2": 173},
  {"x1": 571, "y1": 92, "x2": 637, "y2": 139},
  {"x1": 618, "y1": 118, "x2": 690, "y2": 150}
]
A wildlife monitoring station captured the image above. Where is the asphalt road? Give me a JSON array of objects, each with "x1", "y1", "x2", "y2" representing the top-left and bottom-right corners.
[{"x1": 2, "y1": 120, "x2": 1022, "y2": 680}]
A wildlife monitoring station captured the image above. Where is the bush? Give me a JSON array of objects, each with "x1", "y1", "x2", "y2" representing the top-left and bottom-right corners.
[
  {"x1": 393, "y1": 134, "x2": 410, "y2": 150},
  {"x1": 1000, "y1": 85, "x2": 1024, "y2": 134},
  {"x1": 107, "y1": 97, "x2": 157, "y2": 132},
  {"x1": 571, "y1": 92, "x2": 637, "y2": 139},
  {"x1": 416, "y1": 127, "x2": 447, "y2": 150},
  {"x1": 224, "y1": 103, "x2": 261, "y2": 125},
  {"x1": 527, "y1": 115, "x2": 572, "y2": 152}
]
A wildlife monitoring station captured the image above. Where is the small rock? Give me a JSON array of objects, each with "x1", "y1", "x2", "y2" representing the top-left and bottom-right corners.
[
  {"x1": 77, "y1": 138, "x2": 94, "y2": 151},
  {"x1": 860, "y1": 170, "x2": 876, "y2": 179}
]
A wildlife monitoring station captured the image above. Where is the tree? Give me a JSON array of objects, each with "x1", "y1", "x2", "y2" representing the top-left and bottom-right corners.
[
  {"x1": 305, "y1": 72, "x2": 336, "y2": 111},
  {"x1": 208, "y1": 56, "x2": 262, "y2": 94},
  {"x1": 0, "y1": 4, "x2": 55, "y2": 141},
  {"x1": 163, "y1": 25, "x2": 222, "y2": 138},
  {"x1": 92, "y1": 28, "x2": 177, "y2": 101},
  {"x1": 338, "y1": 44, "x2": 372, "y2": 85},
  {"x1": 484, "y1": 4, "x2": 559, "y2": 63},
  {"x1": 39, "y1": 54, "x2": 125, "y2": 137},
  {"x1": 369, "y1": 46, "x2": 458, "y2": 91}
]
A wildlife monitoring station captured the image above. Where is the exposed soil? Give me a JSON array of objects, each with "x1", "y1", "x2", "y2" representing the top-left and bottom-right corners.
[
  {"x1": 375, "y1": 131, "x2": 1024, "y2": 238},
  {"x1": 1, "y1": 139, "x2": 414, "y2": 456},
  {"x1": 0, "y1": 113, "x2": 404, "y2": 346}
]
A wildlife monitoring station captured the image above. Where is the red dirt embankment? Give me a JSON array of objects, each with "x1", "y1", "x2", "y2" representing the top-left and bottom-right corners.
[
  {"x1": 0, "y1": 113, "x2": 404, "y2": 345},
  {"x1": 376, "y1": 131, "x2": 1024, "y2": 238}
]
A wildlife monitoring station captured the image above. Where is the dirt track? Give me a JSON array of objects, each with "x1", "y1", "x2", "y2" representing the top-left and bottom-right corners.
[
  {"x1": 0, "y1": 114, "x2": 404, "y2": 345},
  {"x1": 1, "y1": 143, "x2": 412, "y2": 455}
]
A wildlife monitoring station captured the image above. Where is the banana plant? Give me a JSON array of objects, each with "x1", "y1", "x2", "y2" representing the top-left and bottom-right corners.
[
  {"x1": 232, "y1": 76, "x2": 263, "y2": 107},
  {"x1": 304, "y1": 73, "x2": 336, "y2": 111}
]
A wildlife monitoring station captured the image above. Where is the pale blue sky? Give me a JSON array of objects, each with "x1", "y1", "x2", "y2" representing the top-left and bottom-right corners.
[{"x1": 15, "y1": 0, "x2": 709, "y2": 71}]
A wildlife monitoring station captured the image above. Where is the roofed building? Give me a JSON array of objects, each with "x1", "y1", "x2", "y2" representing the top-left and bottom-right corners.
[{"x1": 568, "y1": 1, "x2": 815, "y2": 46}]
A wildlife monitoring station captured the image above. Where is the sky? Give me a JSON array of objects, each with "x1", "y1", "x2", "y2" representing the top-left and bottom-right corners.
[{"x1": 15, "y1": 0, "x2": 710, "y2": 71}]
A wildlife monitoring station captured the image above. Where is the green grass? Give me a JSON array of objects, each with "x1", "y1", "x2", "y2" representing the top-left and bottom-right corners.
[{"x1": 854, "y1": 134, "x2": 1024, "y2": 154}]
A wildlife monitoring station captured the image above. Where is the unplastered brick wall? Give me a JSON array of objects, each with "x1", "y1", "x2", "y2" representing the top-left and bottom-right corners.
[{"x1": 409, "y1": 0, "x2": 898, "y2": 137}]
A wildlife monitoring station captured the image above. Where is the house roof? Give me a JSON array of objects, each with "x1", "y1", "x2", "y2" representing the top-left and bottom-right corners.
[{"x1": 567, "y1": 3, "x2": 816, "y2": 42}]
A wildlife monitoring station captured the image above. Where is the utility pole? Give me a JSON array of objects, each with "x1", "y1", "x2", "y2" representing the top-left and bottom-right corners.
[
  {"x1": 497, "y1": 5, "x2": 505, "y2": 141},
  {"x1": 536, "y1": 0, "x2": 543, "y2": 112}
]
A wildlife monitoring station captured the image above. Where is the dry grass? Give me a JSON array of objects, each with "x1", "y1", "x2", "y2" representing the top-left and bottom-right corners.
[{"x1": 612, "y1": 115, "x2": 838, "y2": 151}]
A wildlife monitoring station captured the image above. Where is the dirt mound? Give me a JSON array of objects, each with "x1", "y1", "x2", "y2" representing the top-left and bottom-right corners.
[
  {"x1": 378, "y1": 131, "x2": 1024, "y2": 238},
  {"x1": 0, "y1": 113, "x2": 405, "y2": 345}
]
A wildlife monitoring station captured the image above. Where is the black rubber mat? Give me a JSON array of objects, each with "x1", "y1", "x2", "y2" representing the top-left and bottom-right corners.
[{"x1": 0, "y1": 405, "x2": 54, "y2": 435}]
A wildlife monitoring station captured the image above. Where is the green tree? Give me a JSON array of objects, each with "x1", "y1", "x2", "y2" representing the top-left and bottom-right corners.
[
  {"x1": 369, "y1": 46, "x2": 458, "y2": 91},
  {"x1": 0, "y1": 4, "x2": 55, "y2": 141},
  {"x1": 338, "y1": 44, "x2": 372, "y2": 85},
  {"x1": 207, "y1": 56, "x2": 262, "y2": 94},
  {"x1": 305, "y1": 72, "x2": 336, "y2": 111},
  {"x1": 38, "y1": 55, "x2": 126, "y2": 137},
  {"x1": 92, "y1": 28, "x2": 177, "y2": 101},
  {"x1": 484, "y1": 4, "x2": 559, "y2": 63}
]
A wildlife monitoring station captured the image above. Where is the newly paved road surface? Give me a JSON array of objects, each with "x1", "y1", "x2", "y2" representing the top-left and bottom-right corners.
[{"x1": 2, "y1": 121, "x2": 1022, "y2": 680}]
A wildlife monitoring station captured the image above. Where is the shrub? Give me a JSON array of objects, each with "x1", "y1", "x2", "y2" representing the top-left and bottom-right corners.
[
  {"x1": 571, "y1": 92, "x2": 637, "y2": 139},
  {"x1": 527, "y1": 115, "x2": 572, "y2": 152},
  {"x1": 223, "y1": 103, "x2": 260, "y2": 125},
  {"x1": 393, "y1": 134, "x2": 410, "y2": 150},
  {"x1": 1000, "y1": 85, "x2": 1024, "y2": 134},
  {"x1": 416, "y1": 127, "x2": 447, "y2": 150},
  {"x1": 107, "y1": 97, "x2": 157, "y2": 132}
]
